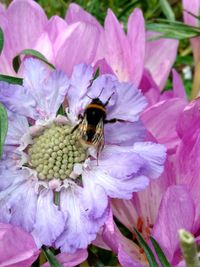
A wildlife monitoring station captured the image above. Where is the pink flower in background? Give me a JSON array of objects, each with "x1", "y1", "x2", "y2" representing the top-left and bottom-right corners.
[
  {"x1": 95, "y1": 98, "x2": 200, "y2": 266},
  {"x1": 65, "y1": 3, "x2": 179, "y2": 105},
  {"x1": 0, "y1": 0, "x2": 180, "y2": 107},
  {"x1": 0, "y1": 223, "x2": 39, "y2": 267},
  {"x1": 182, "y1": 0, "x2": 200, "y2": 64},
  {"x1": 0, "y1": 0, "x2": 100, "y2": 76}
]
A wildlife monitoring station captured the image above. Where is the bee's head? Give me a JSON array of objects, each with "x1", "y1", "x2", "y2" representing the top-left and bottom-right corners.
[{"x1": 90, "y1": 98, "x2": 104, "y2": 106}]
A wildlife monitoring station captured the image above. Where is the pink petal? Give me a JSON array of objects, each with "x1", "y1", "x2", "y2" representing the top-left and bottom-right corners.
[
  {"x1": 183, "y1": 0, "x2": 200, "y2": 63},
  {"x1": 139, "y1": 69, "x2": 160, "y2": 106},
  {"x1": 141, "y1": 98, "x2": 187, "y2": 152},
  {"x1": 55, "y1": 22, "x2": 100, "y2": 76},
  {"x1": 0, "y1": 223, "x2": 39, "y2": 267},
  {"x1": 152, "y1": 185, "x2": 195, "y2": 262},
  {"x1": 112, "y1": 157, "x2": 173, "y2": 232},
  {"x1": 42, "y1": 249, "x2": 88, "y2": 267},
  {"x1": 177, "y1": 98, "x2": 200, "y2": 139},
  {"x1": 65, "y1": 3, "x2": 102, "y2": 31},
  {"x1": 46, "y1": 15, "x2": 68, "y2": 43},
  {"x1": 172, "y1": 69, "x2": 187, "y2": 100},
  {"x1": 0, "y1": 0, "x2": 48, "y2": 75},
  {"x1": 145, "y1": 32, "x2": 179, "y2": 90},
  {"x1": 101, "y1": 211, "x2": 144, "y2": 267},
  {"x1": 103, "y1": 9, "x2": 132, "y2": 82},
  {"x1": 127, "y1": 8, "x2": 145, "y2": 86},
  {"x1": 175, "y1": 125, "x2": 200, "y2": 232},
  {"x1": 161, "y1": 69, "x2": 187, "y2": 100}
]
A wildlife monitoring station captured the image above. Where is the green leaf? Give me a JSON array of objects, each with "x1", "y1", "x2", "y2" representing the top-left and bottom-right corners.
[
  {"x1": 150, "y1": 237, "x2": 171, "y2": 267},
  {"x1": 146, "y1": 19, "x2": 200, "y2": 40},
  {"x1": 159, "y1": 0, "x2": 175, "y2": 21},
  {"x1": 133, "y1": 228, "x2": 159, "y2": 267},
  {"x1": 0, "y1": 103, "x2": 8, "y2": 158},
  {"x1": 13, "y1": 49, "x2": 55, "y2": 73},
  {"x1": 42, "y1": 246, "x2": 63, "y2": 267},
  {"x1": 0, "y1": 74, "x2": 23, "y2": 85},
  {"x1": 0, "y1": 27, "x2": 4, "y2": 54}
]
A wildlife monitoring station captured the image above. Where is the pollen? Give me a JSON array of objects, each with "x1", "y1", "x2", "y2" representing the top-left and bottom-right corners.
[{"x1": 28, "y1": 123, "x2": 86, "y2": 181}]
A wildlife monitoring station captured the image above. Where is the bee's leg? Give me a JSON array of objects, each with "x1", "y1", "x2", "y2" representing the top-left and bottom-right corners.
[
  {"x1": 104, "y1": 118, "x2": 125, "y2": 124},
  {"x1": 71, "y1": 114, "x2": 83, "y2": 133},
  {"x1": 71, "y1": 123, "x2": 80, "y2": 133}
]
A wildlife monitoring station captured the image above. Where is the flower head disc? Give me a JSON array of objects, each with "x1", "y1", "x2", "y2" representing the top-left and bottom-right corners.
[{"x1": 0, "y1": 59, "x2": 166, "y2": 253}]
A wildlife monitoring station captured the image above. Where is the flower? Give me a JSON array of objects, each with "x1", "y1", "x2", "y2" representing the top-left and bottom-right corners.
[
  {"x1": 0, "y1": 223, "x2": 39, "y2": 267},
  {"x1": 0, "y1": 58, "x2": 166, "y2": 253},
  {"x1": 95, "y1": 98, "x2": 200, "y2": 266},
  {"x1": 1, "y1": 1, "x2": 179, "y2": 108},
  {"x1": 0, "y1": 0, "x2": 100, "y2": 76},
  {"x1": 65, "y1": 3, "x2": 179, "y2": 104},
  {"x1": 98, "y1": 184, "x2": 195, "y2": 267}
]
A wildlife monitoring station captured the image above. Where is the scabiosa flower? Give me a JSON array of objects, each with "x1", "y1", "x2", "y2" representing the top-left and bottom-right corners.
[{"x1": 0, "y1": 58, "x2": 166, "y2": 253}]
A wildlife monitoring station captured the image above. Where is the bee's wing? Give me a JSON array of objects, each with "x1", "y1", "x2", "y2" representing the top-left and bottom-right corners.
[
  {"x1": 92, "y1": 118, "x2": 104, "y2": 152},
  {"x1": 78, "y1": 116, "x2": 88, "y2": 139}
]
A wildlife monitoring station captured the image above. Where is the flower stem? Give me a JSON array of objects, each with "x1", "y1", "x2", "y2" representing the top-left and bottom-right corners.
[{"x1": 179, "y1": 229, "x2": 199, "y2": 267}]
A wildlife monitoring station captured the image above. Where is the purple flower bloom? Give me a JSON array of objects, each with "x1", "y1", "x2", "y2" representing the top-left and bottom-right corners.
[
  {"x1": 97, "y1": 98, "x2": 200, "y2": 266},
  {"x1": 0, "y1": 58, "x2": 166, "y2": 253}
]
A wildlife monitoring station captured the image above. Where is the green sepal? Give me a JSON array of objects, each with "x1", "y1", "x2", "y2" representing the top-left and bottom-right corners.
[
  {"x1": 0, "y1": 74, "x2": 23, "y2": 85},
  {"x1": 133, "y1": 228, "x2": 159, "y2": 267},
  {"x1": 0, "y1": 103, "x2": 8, "y2": 158},
  {"x1": 42, "y1": 246, "x2": 63, "y2": 267},
  {"x1": 13, "y1": 49, "x2": 55, "y2": 73},
  {"x1": 0, "y1": 27, "x2": 4, "y2": 55},
  {"x1": 159, "y1": 0, "x2": 175, "y2": 21},
  {"x1": 146, "y1": 19, "x2": 200, "y2": 40},
  {"x1": 150, "y1": 236, "x2": 171, "y2": 267}
]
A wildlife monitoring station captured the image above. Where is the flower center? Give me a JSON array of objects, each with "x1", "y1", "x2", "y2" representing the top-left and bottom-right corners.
[{"x1": 28, "y1": 123, "x2": 86, "y2": 181}]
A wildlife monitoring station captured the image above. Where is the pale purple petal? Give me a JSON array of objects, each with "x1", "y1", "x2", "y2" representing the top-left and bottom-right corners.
[
  {"x1": 55, "y1": 22, "x2": 99, "y2": 76},
  {"x1": 0, "y1": 82, "x2": 37, "y2": 118},
  {"x1": 107, "y1": 82, "x2": 147, "y2": 122},
  {"x1": 88, "y1": 74, "x2": 117, "y2": 106},
  {"x1": 132, "y1": 141, "x2": 166, "y2": 179},
  {"x1": 23, "y1": 58, "x2": 69, "y2": 119},
  {"x1": 56, "y1": 186, "x2": 101, "y2": 253},
  {"x1": 42, "y1": 249, "x2": 88, "y2": 267},
  {"x1": 105, "y1": 121, "x2": 146, "y2": 145},
  {"x1": 33, "y1": 189, "x2": 65, "y2": 246},
  {"x1": 141, "y1": 98, "x2": 187, "y2": 152},
  {"x1": 67, "y1": 64, "x2": 93, "y2": 121},
  {"x1": 0, "y1": 223, "x2": 39, "y2": 267},
  {"x1": 10, "y1": 182, "x2": 37, "y2": 233},
  {"x1": 127, "y1": 8, "x2": 145, "y2": 86},
  {"x1": 145, "y1": 32, "x2": 179, "y2": 90},
  {"x1": 82, "y1": 177, "x2": 108, "y2": 219},
  {"x1": 97, "y1": 146, "x2": 146, "y2": 178},
  {"x1": 152, "y1": 185, "x2": 195, "y2": 262},
  {"x1": 103, "y1": 9, "x2": 132, "y2": 82},
  {"x1": 6, "y1": 111, "x2": 29, "y2": 146},
  {"x1": 84, "y1": 168, "x2": 149, "y2": 199},
  {"x1": 183, "y1": 0, "x2": 200, "y2": 63}
]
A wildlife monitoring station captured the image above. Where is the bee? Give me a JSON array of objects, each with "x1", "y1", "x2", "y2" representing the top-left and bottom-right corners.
[{"x1": 72, "y1": 91, "x2": 118, "y2": 157}]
